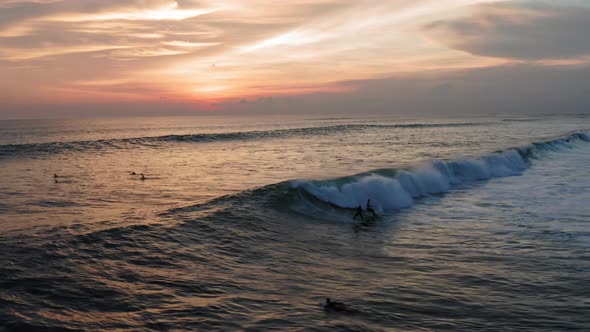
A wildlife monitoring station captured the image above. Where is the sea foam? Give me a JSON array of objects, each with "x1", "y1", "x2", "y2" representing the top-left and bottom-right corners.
[{"x1": 291, "y1": 132, "x2": 586, "y2": 213}]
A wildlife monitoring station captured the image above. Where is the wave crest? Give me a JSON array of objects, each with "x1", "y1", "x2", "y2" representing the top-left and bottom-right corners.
[
  {"x1": 292, "y1": 149, "x2": 527, "y2": 212},
  {"x1": 289, "y1": 131, "x2": 586, "y2": 216}
]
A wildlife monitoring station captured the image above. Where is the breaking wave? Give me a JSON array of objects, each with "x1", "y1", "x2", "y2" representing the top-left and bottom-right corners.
[
  {"x1": 289, "y1": 132, "x2": 589, "y2": 215},
  {"x1": 170, "y1": 131, "x2": 590, "y2": 221}
]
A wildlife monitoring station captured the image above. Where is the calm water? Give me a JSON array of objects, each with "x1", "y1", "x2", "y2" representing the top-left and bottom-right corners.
[{"x1": 0, "y1": 114, "x2": 589, "y2": 331}]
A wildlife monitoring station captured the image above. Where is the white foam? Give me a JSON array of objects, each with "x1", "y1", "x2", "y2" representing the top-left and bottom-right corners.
[{"x1": 291, "y1": 149, "x2": 529, "y2": 212}]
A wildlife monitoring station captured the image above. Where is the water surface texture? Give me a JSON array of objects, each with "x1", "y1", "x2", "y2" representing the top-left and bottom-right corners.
[{"x1": 1, "y1": 114, "x2": 589, "y2": 331}]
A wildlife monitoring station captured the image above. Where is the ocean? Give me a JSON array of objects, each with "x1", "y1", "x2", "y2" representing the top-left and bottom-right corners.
[{"x1": 0, "y1": 114, "x2": 589, "y2": 331}]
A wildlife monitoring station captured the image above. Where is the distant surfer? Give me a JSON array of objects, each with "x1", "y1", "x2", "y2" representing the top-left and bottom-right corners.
[
  {"x1": 131, "y1": 171, "x2": 137, "y2": 175},
  {"x1": 323, "y1": 298, "x2": 347, "y2": 312},
  {"x1": 54, "y1": 178, "x2": 59, "y2": 184},
  {"x1": 366, "y1": 199, "x2": 377, "y2": 217},
  {"x1": 140, "y1": 173, "x2": 146, "y2": 181},
  {"x1": 54, "y1": 173, "x2": 58, "y2": 178},
  {"x1": 353, "y1": 205, "x2": 364, "y2": 222}
]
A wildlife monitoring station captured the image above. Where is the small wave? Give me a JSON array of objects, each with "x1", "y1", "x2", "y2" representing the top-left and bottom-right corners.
[
  {"x1": 31, "y1": 200, "x2": 82, "y2": 208},
  {"x1": 0, "y1": 122, "x2": 484, "y2": 158},
  {"x1": 501, "y1": 118, "x2": 540, "y2": 122}
]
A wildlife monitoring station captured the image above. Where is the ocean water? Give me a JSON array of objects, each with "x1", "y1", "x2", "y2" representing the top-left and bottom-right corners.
[{"x1": 0, "y1": 114, "x2": 589, "y2": 331}]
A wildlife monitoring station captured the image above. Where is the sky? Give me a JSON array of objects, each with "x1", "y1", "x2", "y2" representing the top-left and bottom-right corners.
[{"x1": 0, "y1": 0, "x2": 589, "y2": 118}]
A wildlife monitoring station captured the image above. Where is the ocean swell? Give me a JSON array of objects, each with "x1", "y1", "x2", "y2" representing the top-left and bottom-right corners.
[{"x1": 0, "y1": 122, "x2": 482, "y2": 158}]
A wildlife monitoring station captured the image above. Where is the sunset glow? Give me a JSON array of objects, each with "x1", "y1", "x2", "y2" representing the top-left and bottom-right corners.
[{"x1": 1, "y1": 0, "x2": 589, "y2": 117}]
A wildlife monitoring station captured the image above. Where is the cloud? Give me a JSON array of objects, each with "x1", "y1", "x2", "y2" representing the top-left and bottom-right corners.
[
  {"x1": 0, "y1": 0, "x2": 217, "y2": 36},
  {"x1": 425, "y1": 3, "x2": 590, "y2": 60},
  {"x1": 3, "y1": 0, "x2": 589, "y2": 118},
  {"x1": 218, "y1": 63, "x2": 590, "y2": 116}
]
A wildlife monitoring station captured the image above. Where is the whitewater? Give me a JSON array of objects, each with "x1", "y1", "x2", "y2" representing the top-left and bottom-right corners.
[{"x1": 0, "y1": 114, "x2": 589, "y2": 331}]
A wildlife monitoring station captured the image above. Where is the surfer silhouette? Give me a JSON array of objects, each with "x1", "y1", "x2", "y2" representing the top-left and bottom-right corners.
[
  {"x1": 140, "y1": 173, "x2": 146, "y2": 181},
  {"x1": 323, "y1": 298, "x2": 347, "y2": 312},
  {"x1": 366, "y1": 199, "x2": 377, "y2": 217},
  {"x1": 353, "y1": 205, "x2": 364, "y2": 222}
]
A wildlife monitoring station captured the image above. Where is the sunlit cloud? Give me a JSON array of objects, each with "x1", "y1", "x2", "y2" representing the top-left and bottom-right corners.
[
  {"x1": 0, "y1": 23, "x2": 36, "y2": 37},
  {"x1": 110, "y1": 47, "x2": 189, "y2": 59},
  {"x1": 163, "y1": 41, "x2": 219, "y2": 48},
  {"x1": 50, "y1": 2, "x2": 219, "y2": 22},
  {"x1": 240, "y1": 30, "x2": 322, "y2": 53},
  {"x1": 0, "y1": 45, "x2": 131, "y2": 61}
]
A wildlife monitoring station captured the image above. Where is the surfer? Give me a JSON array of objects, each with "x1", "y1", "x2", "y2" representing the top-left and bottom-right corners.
[
  {"x1": 140, "y1": 173, "x2": 146, "y2": 181},
  {"x1": 366, "y1": 199, "x2": 377, "y2": 217},
  {"x1": 53, "y1": 173, "x2": 58, "y2": 178},
  {"x1": 323, "y1": 298, "x2": 347, "y2": 312},
  {"x1": 131, "y1": 171, "x2": 137, "y2": 175},
  {"x1": 353, "y1": 205, "x2": 364, "y2": 222}
]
